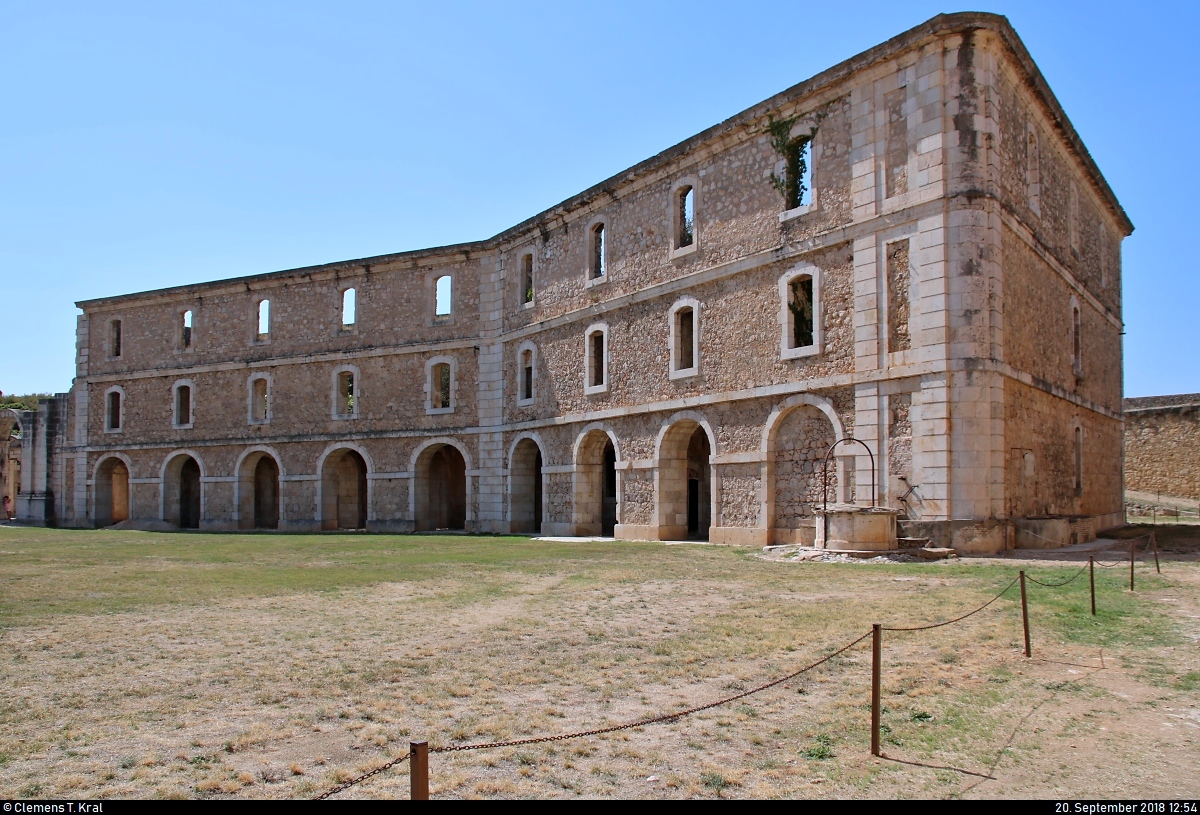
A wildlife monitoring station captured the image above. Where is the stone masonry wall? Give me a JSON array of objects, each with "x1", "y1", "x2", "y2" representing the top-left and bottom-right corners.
[{"x1": 1124, "y1": 399, "x2": 1200, "y2": 501}]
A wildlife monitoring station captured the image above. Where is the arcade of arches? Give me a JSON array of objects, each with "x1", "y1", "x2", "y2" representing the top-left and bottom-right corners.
[{"x1": 82, "y1": 403, "x2": 845, "y2": 542}]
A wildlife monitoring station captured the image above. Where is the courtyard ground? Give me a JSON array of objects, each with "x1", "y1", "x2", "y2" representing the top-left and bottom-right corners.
[{"x1": 0, "y1": 524, "x2": 1196, "y2": 799}]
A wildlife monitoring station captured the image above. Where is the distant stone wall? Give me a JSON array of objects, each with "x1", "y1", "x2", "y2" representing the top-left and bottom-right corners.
[{"x1": 1124, "y1": 395, "x2": 1200, "y2": 500}]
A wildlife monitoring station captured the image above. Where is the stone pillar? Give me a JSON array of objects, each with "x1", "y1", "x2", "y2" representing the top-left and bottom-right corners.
[{"x1": 475, "y1": 252, "x2": 507, "y2": 533}]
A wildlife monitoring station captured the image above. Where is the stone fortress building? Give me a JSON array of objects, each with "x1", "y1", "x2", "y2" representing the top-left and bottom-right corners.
[{"x1": 10, "y1": 13, "x2": 1132, "y2": 552}]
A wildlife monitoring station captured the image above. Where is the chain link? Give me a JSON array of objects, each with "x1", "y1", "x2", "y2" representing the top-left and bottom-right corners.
[
  {"x1": 430, "y1": 630, "x2": 873, "y2": 755},
  {"x1": 312, "y1": 750, "x2": 411, "y2": 800},
  {"x1": 1025, "y1": 563, "x2": 1089, "y2": 588},
  {"x1": 883, "y1": 577, "x2": 1019, "y2": 632}
]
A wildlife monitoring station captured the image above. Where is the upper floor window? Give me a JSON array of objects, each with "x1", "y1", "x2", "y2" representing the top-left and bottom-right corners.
[
  {"x1": 435, "y1": 275, "x2": 452, "y2": 318},
  {"x1": 249, "y1": 375, "x2": 270, "y2": 424},
  {"x1": 342, "y1": 288, "x2": 356, "y2": 327},
  {"x1": 108, "y1": 319, "x2": 123, "y2": 359},
  {"x1": 1069, "y1": 183, "x2": 1080, "y2": 254},
  {"x1": 517, "y1": 341, "x2": 537, "y2": 406},
  {"x1": 775, "y1": 134, "x2": 814, "y2": 211},
  {"x1": 180, "y1": 310, "x2": 193, "y2": 350},
  {"x1": 173, "y1": 381, "x2": 194, "y2": 429},
  {"x1": 425, "y1": 356, "x2": 457, "y2": 414},
  {"x1": 779, "y1": 264, "x2": 822, "y2": 360},
  {"x1": 590, "y1": 223, "x2": 606, "y2": 280},
  {"x1": 1026, "y1": 121, "x2": 1041, "y2": 217},
  {"x1": 677, "y1": 187, "x2": 694, "y2": 248},
  {"x1": 669, "y1": 179, "x2": 699, "y2": 258},
  {"x1": 333, "y1": 366, "x2": 359, "y2": 419},
  {"x1": 1071, "y1": 300, "x2": 1083, "y2": 377},
  {"x1": 669, "y1": 298, "x2": 700, "y2": 379},
  {"x1": 256, "y1": 299, "x2": 271, "y2": 340},
  {"x1": 584, "y1": 323, "x2": 609, "y2": 395},
  {"x1": 104, "y1": 387, "x2": 124, "y2": 432},
  {"x1": 521, "y1": 253, "x2": 535, "y2": 306}
]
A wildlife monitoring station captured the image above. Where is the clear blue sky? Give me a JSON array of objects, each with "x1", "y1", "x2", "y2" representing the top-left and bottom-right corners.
[{"x1": 2, "y1": 1, "x2": 1195, "y2": 397}]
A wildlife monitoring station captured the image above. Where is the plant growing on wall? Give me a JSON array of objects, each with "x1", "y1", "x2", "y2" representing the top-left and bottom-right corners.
[{"x1": 767, "y1": 112, "x2": 824, "y2": 210}]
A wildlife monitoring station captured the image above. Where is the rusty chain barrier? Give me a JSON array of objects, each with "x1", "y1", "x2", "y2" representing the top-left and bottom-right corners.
[{"x1": 313, "y1": 545, "x2": 1167, "y2": 799}]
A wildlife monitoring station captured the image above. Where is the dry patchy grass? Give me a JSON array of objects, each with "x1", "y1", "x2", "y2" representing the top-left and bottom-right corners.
[{"x1": 0, "y1": 525, "x2": 1197, "y2": 799}]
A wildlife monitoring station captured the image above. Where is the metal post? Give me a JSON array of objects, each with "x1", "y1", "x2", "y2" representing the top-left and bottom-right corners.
[
  {"x1": 1129, "y1": 542, "x2": 1135, "y2": 592},
  {"x1": 1019, "y1": 571, "x2": 1031, "y2": 659},
  {"x1": 410, "y1": 740, "x2": 429, "y2": 800},
  {"x1": 1151, "y1": 532, "x2": 1161, "y2": 574},
  {"x1": 871, "y1": 624, "x2": 881, "y2": 757},
  {"x1": 1089, "y1": 556, "x2": 1096, "y2": 616}
]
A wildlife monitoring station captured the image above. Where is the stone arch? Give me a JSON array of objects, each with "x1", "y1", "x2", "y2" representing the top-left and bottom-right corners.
[
  {"x1": 160, "y1": 449, "x2": 205, "y2": 529},
  {"x1": 235, "y1": 445, "x2": 284, "y2": 530},
  {"x1": 317, "y1": 443, "x2": 373, "y2": 530},
  {"x1": 507, "y1": 432, "x2": 546, "y2": 534},
  {"x1": 573, "y1": 424, "x2": 620, "y2": 536},
  {"x1": 654, "y1": 412, "x2": 716, "y2": 541},
  {"x1": 762, "y1": 394, "x2": 846, "y2": 543},
  {"x1": 93, "y1": 453, "x2": 132, "y2": 527},
  {"x1": 412, "y1": 438, "x2": 471, "y2": 531}
]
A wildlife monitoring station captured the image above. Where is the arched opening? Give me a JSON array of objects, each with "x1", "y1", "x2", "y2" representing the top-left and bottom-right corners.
[
  {"x1": 415, "y1": 444, "x2": 467, "y2": 531},
  {"x1": 510, "y1": 439, "x2": 543, "y2": 534},
  {"x1": 574, "y1": 430, "x2": 616, "y2": 536},
  {"x1": 656, "y1": 420, "x2": 711, "y2": 541},
  {"x1": 164, "y1": 454, "x2": 201, "y2": 528},
  {"x1": 770, "y1": 404, "x2": 838, "y2": 545},
  {"x1": 321, "y1": 449, "x2": 367, "y2": 530},
  {"x1": 238, "y1": 451, "x2": 280, "y2": 530},
  {"x1": 95, "y1": 457, "x2": 129, "y2": 527}
]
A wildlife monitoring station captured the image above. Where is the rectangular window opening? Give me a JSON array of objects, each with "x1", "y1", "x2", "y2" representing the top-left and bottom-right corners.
[
  {"x1": 111, "y1": 320, "x2": 122, "y2": 358},
  {"x1": 181, "y1": 310, "x2": 193, "y2": 349},
  {"x1": 252, "y1": 379, "x2": 268, "y2": 422},
  {"x1": 590, "y1": 333, "x2": 605, "y2": 387},
  {"x1": 522, "y1": 350, "x2": 534, "y2": 401},
  {"x1": 789, "y1": 277, "x2": 815, "y2": 349},
  {"x1": 678, "y1": 187, "x2": 694, "y2": 248},
  {"x1": 435, "y1": 276, "x2": 452, "y2": 316},
  {"x1": 678, "y1": 308, "x2": 694, "y2": 370},
  {"x1": 783, "y1": 139, "x2": 813, "y2": 210},
  {"x1": 337, "y1": 372, "x2": 355, "y2": 415},
  {"x1": 432, "y1": 364, "x2": 451, "y2": 409},
  {"x1": 176, "y1": 385, "x2": 191, "y2": 426},
  {"x1": 342, "y1": 288, "x2": 356, "y2": 326},
  {"x1": 107, "y1": 392, "x2": 121, "y2": 430},
  {"x1": 1074, "y1": 427, "x2": 1083, "y2": 495},
  {"x1": 1072, "y1": 307, "x2": 1082, "y2": 375},
  {"x1": 591, "y1": 224, "x2": 606, "y2": 279},
  {"x1": 257, "y1": 300, "x2": 271, "y2": 338},
  {"x1": 522, "y1": 255, "x2": 534, "y2": 304}
]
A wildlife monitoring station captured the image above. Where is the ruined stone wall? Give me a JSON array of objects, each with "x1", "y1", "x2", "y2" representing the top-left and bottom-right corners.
[{"x1": 1124, "y1": 401, "x2": 1200, "y2": 501}]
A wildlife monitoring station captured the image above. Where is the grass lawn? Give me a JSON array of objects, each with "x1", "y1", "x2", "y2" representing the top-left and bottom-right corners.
[{"x1": 1, "y1": 525, "x2": 1197, "y2": 799}]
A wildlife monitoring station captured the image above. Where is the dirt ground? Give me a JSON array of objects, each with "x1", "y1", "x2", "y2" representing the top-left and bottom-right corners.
[{"x1": 0, "y1": 524, "x2": 1196, "y2": 799}]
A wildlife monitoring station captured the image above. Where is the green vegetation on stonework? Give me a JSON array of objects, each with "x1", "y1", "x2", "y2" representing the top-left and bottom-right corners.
[{"x1": 0, "y1": 393, "x2": 51, "y2": 412}]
